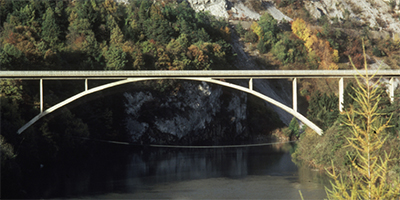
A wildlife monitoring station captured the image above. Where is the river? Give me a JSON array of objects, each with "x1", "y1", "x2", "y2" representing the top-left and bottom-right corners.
[{"x1": 23, "y1": 142, "x2": 330, "y2": 199}]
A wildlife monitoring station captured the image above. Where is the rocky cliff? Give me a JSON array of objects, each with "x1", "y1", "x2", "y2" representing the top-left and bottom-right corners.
[
  {"x1": 304, "y1": 0, "x2": 400, "y2": 34},
  {"x1": 186, "y1": 0, "x2": 400, "y2": 37}
]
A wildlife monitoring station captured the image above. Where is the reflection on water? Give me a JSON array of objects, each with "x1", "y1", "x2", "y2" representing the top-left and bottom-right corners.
[{"x1": 28, "y1": 143, "x2": 329, "y2": 199}]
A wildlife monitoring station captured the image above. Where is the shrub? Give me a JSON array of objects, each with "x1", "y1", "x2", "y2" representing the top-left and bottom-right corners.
[
  {"x1": 372, "y1": 46, "x2": 385, "y2": 57},
  {"x1": 244, "y1": 31, "x2": 258, "y2": 43}
]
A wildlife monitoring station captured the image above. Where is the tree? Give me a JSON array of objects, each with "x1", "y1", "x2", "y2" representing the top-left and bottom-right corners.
[
  {"x1": 187, "y1": 44, "x2": 210, "y2": 70},
  {"x1": 235, "y1": 21, "x2": 246, "y2": 37},
  {"x1": 0, "y1": 43, "x2": 26, "y2": 70},
  {"x1": 292, "y1": 18, "x2": 339, "y2": 70},
  {"x1": 326, "y1": 43, "x2": 400, "y2": 200},
  {"x1": 104, "y1": 45, "x2": 127, "y2": 70},
  {"x1": 292, "y1": 18, "x2": 311, "y2": 42},
  {"x1": 251, "y1": 13, "x2": 280, "y2": 53},
  {"x1": 307, "y1": 90, "x2": 339, "y2": 131},
  {"x1": 41, "y1": 7, "x2": 60, "y2": 48},
  {"x1": 3, "y1": 25, "x2": 42, "y2": 65},
  {"x1": 9, "y1": 4, "x2": 37, "y2": 27},
  {"x1": 344, "y1": 39, "x2": 364, "y2": 69},
  {"x1": 288, "y1": 117, "x2": 300, "y2": 138},
  {"x1": 110, "y1": 24, "x2": 124, "y2": 46}
]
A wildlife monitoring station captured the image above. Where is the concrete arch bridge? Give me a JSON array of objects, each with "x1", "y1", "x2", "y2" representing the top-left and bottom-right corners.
[{"x1": 1, "y1": 70, "x2": 399, "y2": 136}]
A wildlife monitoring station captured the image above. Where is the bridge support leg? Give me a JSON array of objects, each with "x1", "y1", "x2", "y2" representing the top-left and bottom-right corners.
[
  {"x1": 85, "y1": 79, "x2": 88, "y2": 91},
  {"x1": 389, "y1": 77, "x2": 394, "y2": 103},
  {"x1": 249, "y1": 78, "x2": 253, "y2": 90},
  {"x1": 339, "y1": 77, "x2": 344, "y2": 112},
  {"x1": 40, "y1": 79, "x2": 43, "y2": 113},
  {"x1": 293, "y1": 78, "x2": 297, "y2": 112}
]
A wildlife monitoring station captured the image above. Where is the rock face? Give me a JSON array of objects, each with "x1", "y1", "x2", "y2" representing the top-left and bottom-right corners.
[
  {"x1": 304, "y1": 0, "x2": 400, "y2": 34},
  {"x1": 186, "y1": 0, "x2": 400, "y2": 38},
  {"x1": 187, "y1": 0, "x2": 261, "y2": 20},
  {"x1": 188, "y1": 0, "x2": 230, "y2": 19},
  {"x1": 124, "y1": 82, "x2": 250, "y2": 144},
  {"x1": 230, "y1": 2, "x2": 261, "y2": 20},
  {"x1": 263, "y1": 1, "x2": 292, "y2": 22}
]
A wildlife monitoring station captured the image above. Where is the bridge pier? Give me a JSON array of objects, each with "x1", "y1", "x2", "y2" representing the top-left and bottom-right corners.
[
  {"x1": 293, "y1": 78, "x2": 297, "y2": 112},
  {"x1": 339, "y1": 78, "x2": 344, "y2": 112},
  {"x1": 249, "y1": 78, "x2": 253, "y2": 90},
  {"x1": 40, "y1": 79, "x2": 43, "y2": 113},
  {"x1": 389, "y1": 77, "x2": 394, "y2": 103},
  {"x1": 85, "y1": 79, "x2": 88, "y2": 91}
]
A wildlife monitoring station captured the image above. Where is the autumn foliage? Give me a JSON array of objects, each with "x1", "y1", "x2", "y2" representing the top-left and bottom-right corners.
[
  {"x1": 343, "y1": 39, "x2": 365, "y2": 69},
  {"x1": 292, "y1": 18, "x2": 339, "y2": 70}
]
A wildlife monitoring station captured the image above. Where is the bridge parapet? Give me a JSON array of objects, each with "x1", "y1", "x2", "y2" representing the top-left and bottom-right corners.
[{"x1": 1, "y1": 70, "x2": 400, "y2": 79}]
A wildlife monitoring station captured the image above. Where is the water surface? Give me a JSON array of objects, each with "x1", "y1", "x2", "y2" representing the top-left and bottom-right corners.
[{"x1": 29, "y1": 143, "x2": 329, "y2": 199}]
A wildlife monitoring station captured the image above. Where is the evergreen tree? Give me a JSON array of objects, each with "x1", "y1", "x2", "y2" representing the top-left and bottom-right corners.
[
  {"x1": 288, "y1": 117, "x2": 300, "y2": 138},
  {"x1": 109, "y1": 21, "x2": 124, "y2": 46},
  {"x1": 0, "y1": 43, "x2": 26, "y2": 70},
  {"x1": 41, "y1": 7, "x2": 60, "y2": 48},
  {"x1": 104, "y1": 45, "x2": 127, "y2": 70},
  {"x1": 307, "y1": 90, "x2": 339, "y2": 130}
]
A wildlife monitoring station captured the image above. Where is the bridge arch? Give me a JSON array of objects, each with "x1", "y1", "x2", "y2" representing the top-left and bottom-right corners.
[{"x1": 17, "y1": 78, "x2": 323, "y2": 135}]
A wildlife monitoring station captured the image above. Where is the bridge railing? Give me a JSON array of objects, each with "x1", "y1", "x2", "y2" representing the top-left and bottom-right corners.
[{"x1": 1, "y1": 70, "x2": 400, "y2": 79}]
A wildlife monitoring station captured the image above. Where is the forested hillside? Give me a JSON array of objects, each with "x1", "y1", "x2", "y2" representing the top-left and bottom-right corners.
[{"x1": 0, "y1": 0, "x2": 234, "y2": 71}]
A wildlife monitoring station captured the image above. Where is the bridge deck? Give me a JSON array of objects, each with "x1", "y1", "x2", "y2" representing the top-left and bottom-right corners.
[{"x1": 1, "y1": 70, "x2": 400, "y2": 79}]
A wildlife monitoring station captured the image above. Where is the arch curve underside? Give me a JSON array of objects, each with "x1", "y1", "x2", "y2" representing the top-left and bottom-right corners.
[{"x1": 17, "y1": 78, "x2": 323, "y2": 135}]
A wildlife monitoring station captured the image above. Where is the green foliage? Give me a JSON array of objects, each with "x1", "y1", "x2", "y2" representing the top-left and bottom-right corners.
[
  {"x1": 244, "y1": 31, "x2": 258, "y2": 43},
  {"x1": 247, "y1": 95, "x2": 285, "y2": 135},
  {"x1": 271, "y1": 32, "x2": 307, "y2": 64},
  {"x1": 9, "y1": 4, "x2": 37, "y2": 27},
  {"x1": 343, "y1": 82, "x2": 356, "y2": 110},
  {"x1": 0, "y1": 135, "x2": 16, "y2": 165},
  {"x1": 1, "y1": 43, "x2": 27, "y2": 69},
  {"x1": 372, "y1": 46, "x2": 385, "y2": 57},
  {"x1": 288, "y1": 117, "x2": 300, "y2": 137},
  {"x1": 41, "y1": 7, "x2": 60, "y2": 48},
  {"x1": 1, "y1": 0, "x2": 233, "y2": 71},
  {"x1": 110, "y1": 24, "x2": 124, "y2": 45},
  {"x1": 292, "y1": 121, "x2": 352, "y2": 170},
  {"x1": 0, "y1": 80, "x2": 23, "y2": 101},
  {"x1": 104, "y1": 45, "x2": 127, "y2": 70},
  {"x1": 235, "y1": 21, "x2": 246, "y2": 37},
  {"x1": 307, "y1": 90, "x2": 339, "y2": 131},
  {"x1": 254, "y1": 13, "x2": 280, "y2": 52},
  {"x1": 294, "y1": 83, "x2": 400, "y2": 184}
]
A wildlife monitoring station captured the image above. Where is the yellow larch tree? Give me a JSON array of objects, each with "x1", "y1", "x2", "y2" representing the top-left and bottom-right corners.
[
  {"x1": 292, "y1": 18, "x2": 311, "y2": 42},
  {"x1": 325, "y1": 42, "x2": 400, "y2": 200}
]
